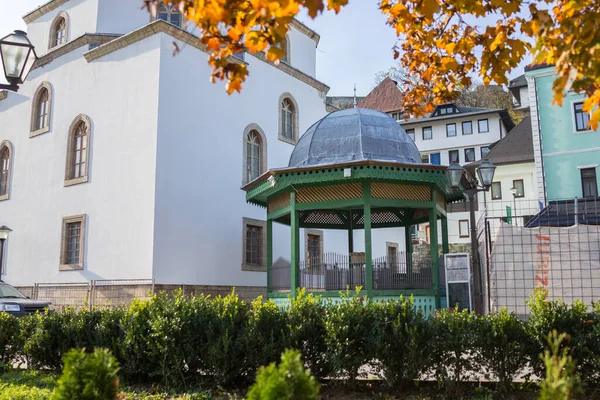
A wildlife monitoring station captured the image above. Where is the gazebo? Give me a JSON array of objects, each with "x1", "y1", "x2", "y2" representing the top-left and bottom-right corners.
[{"x1": 243, "y1": 108, "x2": 461, "y2": 312}]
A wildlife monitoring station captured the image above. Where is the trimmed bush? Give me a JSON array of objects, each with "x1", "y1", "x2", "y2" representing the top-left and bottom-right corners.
[
  {"x1": 286, "y1": 290, "x2": 331, "y2": 380},
  {"x1": 527, "y1": 289, "x2": 600, "y2": 388},
  {"x1": 426, "y1": 308, "x2": 479, "y2": 393},
  {"x1": 324, "y1": 291, "x2": 378, "y2": 380},
  {"x1": 246, "y1": 349, "x2": 320, "y2": 400},
  {"x1": 0, "y1": 312, "x2": 21, "y2": 369},
  {"x1": 373, "y1": 296, "x2": 431, "y2": 387},
  {"x1": 51, "y1": 348, "x2": 120, "y2": 400},
  {"x1": 475, "y1": 308, "x2": 530, "y2": 391}
]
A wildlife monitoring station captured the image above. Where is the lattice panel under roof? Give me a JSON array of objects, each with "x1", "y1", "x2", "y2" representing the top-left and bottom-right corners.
[
  {"x1": 371, "y1": 183, "x2": 430, "y2": 202},
  {"x1": 296, "y1": 183, "x2": 362, "y2": 204},
  {"x1": 302, "y1": 211, "x2": 347, "y2": 226},
  {"x1": 268, "y1": 192, "x2": 291, "y2": 213},
  {"x1": 354, "y1": 209, "x2": 404, "y2": 226}
]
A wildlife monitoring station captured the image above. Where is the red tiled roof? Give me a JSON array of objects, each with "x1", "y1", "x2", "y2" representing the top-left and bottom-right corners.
[{"x1": 357, "y1": 77, "x2": 404, "y2": 113}]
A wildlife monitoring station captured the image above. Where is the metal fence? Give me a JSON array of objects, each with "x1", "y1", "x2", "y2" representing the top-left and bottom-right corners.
[
  {"x1": 483, "y1": 197, "x2": 600, "y2": 316},
  {"x1": 295, "y1": 252, "x2": 434, "y2": 292},
  {"x1": 18, "y1": 279, "x2": 155, "y2": 310}
]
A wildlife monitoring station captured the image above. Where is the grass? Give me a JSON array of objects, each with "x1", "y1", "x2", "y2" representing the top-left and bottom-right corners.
[
  {"x1": 0, "y1": 370, "x2": 234, "y2": 400},
  {"x1": 0, "y1": 370, "x2": 539, "y2": 399}
]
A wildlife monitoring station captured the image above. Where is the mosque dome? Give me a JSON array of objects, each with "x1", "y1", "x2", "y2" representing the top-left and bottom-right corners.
[{"x1": 288, "y1": 108, "x2": 422, "y2": 168}]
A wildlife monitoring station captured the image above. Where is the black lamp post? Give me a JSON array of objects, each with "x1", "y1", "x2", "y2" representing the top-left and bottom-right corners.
[
  {"x1": 0, "y1": 30, "x2": 37, "y2": 92},
  {"x1": 447, "y1": 160, "x2": 496, "y2": 315},
  {"x1": 0, "y1": 225, "x2": 11, "y2": 274}
]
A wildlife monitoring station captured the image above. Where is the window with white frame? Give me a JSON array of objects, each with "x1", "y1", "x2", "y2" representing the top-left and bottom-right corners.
[
  {"x1": 157, "y1": 3, "x2": 183, "y2": 28},
  {"x1": 49, "y1": 13, "x2": 68, "y2": 49},
  {"x1": 65, "y1": 115, "x2": 92, "y2": 186},
  {"x1": 245, "y1": 130, "x2": 263, "y2": 182},
  {"x1": 279, "y1": 94, "x2": 299, "y2": 144},
  {"x1": 0, "y1": 141, "x2": 12, "y2": 200},
  {"x1": 31, "y1": 82, "x2": 52, "y2": 135},
  {"x1": 242, "y1": 218, "x2": 266, "y2": 271},
  {"x1": 60, "y1": 214, "x2": 86, "y2": 270},
  {"x1": 405, "y1": 128, "x2": 415, "y2": 141},
  {"x1": 421, "y1": 154, "x2": 430, "y2": 164},
  {"x1": 573, "y1": 102, "x2": 591, "y2": 132},
  {"x1": 478, "y1": 119, "x2": 489, "y2": 133}
]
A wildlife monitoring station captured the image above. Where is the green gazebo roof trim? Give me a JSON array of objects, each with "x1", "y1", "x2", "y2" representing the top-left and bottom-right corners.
[{"x1": 243, "y1": 160, "x2": 462, "y2": 207}]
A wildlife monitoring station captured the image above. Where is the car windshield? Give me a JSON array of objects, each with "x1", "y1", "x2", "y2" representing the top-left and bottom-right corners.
[{"x1": 0, "y1": 284, "x2": 26, "y2": 299}]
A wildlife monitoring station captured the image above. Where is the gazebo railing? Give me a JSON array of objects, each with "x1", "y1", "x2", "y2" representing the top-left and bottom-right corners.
[
  {"x1": 299, "y1": 253, "x2": 365, "y2": 292},
  {"x1": 373, "y1": 253, "x2": 433, "y2": 290},
  {"x1": 295, "y1": 252, "x2": 434, "y2": 292}
]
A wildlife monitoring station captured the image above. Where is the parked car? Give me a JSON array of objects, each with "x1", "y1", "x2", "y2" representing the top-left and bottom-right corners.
[{"x1": 0, "y1": 280, "x2": 53, "y2": 317}]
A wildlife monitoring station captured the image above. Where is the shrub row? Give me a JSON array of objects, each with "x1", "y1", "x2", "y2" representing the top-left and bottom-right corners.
[{"x1": 1, "y1": 289, "x2": 599, "y2": 392}]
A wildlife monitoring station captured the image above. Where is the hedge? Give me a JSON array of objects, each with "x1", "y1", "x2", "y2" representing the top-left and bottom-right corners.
[{"x1": 1, "y1": 289, "x2": 599, "y2": 394}]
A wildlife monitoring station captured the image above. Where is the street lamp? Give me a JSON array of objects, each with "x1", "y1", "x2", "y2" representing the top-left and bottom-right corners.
[
  {"x1": 447, "y1": 160, "x2": 496, "y2": 315},
  {"x1": 0, "y1": 30, "x2": 37, "y2": 92},
  {"x1": 0, "y1": 225, "x2": 11, "y2": 274},
  {"x1": 510, "y1": 186, "x2": 518, "y2": 226}
]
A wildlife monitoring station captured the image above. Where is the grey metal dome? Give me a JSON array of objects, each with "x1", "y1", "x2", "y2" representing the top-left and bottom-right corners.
[{"x1": 288, "y1": 108, "x2": 422, "y2": 168}]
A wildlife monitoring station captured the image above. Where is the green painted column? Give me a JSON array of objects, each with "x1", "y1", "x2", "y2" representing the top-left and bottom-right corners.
[
  {"x1": 404, "y1": 223, "x2": 413, "y2": 279},
  {"x1": 429, "y1": 208, "x2": 440, "y2": 308},
  {"x1": 348, "y1": 211, "x2": 354, "y2": 254},
  {"x1": 441, "y1": 216, "x2": 449, "y2": 255},
  {"x1": 290, "y1": 192, "x2": 300, "y2": 296},
  {"x1": 363, "y1": 183, "x2": 373, "y2": 295},
  {"x1": 266, "y1": 218, "x2": 273, "y2": 294}
]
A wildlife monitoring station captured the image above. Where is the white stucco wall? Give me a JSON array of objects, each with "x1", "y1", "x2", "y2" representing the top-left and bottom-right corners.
[
  {"x1": 0, "y1": 35, "x2": 162, "y2": 286},
  {"x1": 96, "y1": 0, "x2": 151, "y2": 35},
  {"x1": 26, "y1": 0, "x2": 100, "y2": 57},
  {"x1": 287, "y1": 26, "x2": 317, "y2": 78},
  {"x1": 151, "y1": 33, "x2": 327, "y2": 286}
]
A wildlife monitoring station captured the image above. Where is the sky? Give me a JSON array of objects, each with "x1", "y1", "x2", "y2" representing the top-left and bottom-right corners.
[{"x1": 1, "y1": 0, "x2": 528, "y2": 95}]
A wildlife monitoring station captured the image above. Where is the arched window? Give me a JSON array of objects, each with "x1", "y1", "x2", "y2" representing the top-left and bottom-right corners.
[
  {"x1": 243, "y1": 124, "x2": 267, "y2": 184},
  {"x1": 49, "y1": 13, "x2": 69, "y2": 49},
  {"x1": 246, "y1": 130, "x2": 261, "y2": 182},
  {"x1": 278, "y1": 94, "x2": 299, "y2": 144},
  {"x1": 0, "y1": 141, "x2": 13, "y2": 200},
  {"x1": 157, "y1": 3, "x2": 182, "y2": 28},
  {"x1": 65, "y1": 115, "x2": 91, "y2": 186},
  {"x1": 30, "y1": 82, "x2": 53, "y2": 136}
]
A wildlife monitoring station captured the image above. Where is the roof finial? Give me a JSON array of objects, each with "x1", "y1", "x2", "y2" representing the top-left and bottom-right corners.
[{"x1": 353, "y1": 83, "x2": 357, "y2": 108}]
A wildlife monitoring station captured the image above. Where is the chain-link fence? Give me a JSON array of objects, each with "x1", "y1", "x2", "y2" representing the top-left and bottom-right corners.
[
  {"x1": 483, "y1": 197, "x2": 600, "y2": 316},
  {"x1": 20, "y1": 279, "x2": 155, "y2": 310}
]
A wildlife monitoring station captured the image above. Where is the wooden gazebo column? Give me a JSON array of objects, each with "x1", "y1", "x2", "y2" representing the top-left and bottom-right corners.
[
  {"x1": 290, "y1": 191, "x2": 300, "y2": 295},
  {"x1": 363, "y1": 183, "x2": 373, "y2": 296},
  {"x1": 429, "y1": 206, "x2": 441, "y2": 308},
  {"x1": 404, "y1": 221, "x2": 413, "y2": 279}
]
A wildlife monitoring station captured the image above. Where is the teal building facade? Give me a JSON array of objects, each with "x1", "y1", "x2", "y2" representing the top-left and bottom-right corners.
[{"x1": 526, "y1": 65, "x2": 600, "y2": 202}]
